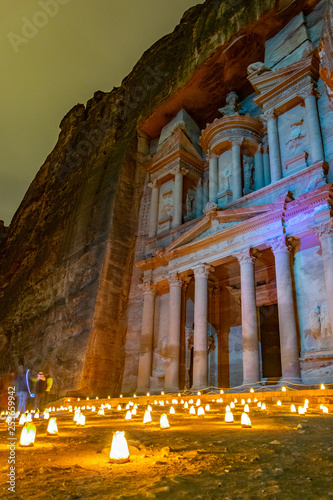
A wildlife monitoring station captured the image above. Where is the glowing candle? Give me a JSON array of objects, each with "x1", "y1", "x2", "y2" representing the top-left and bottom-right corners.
[
  {"x1": 298, "y1": 406, "x2": 305, "y2": 415},
  {"x1": 44, "y1": 410, "x2": 50, "y2": 420},
  {"x1": 320, "y1": 384, "x2": 325, "y2": 390},
  {"x1": 261, "y1": 403, "x2": 266, "y2": 411},
  {"x1": 244, "y1": 404, "x2": 250, "y2": 413},
  {"x1": 257, "y1": 402, "x2": 262, "y2": 408},
  {"x1": 110, "y1": 431, "x2": 130, "y2": 463},
  {"x1": 241, "y1": 412, "x2": 252, "y2": 428},
  {"x1": 189, "y1": 406, "x2": 196, "y2": 415},
  {"x1": 20, "y1": 423, "x2": 36, "y2": 447},
  {"x1": 125, "y1": 411, "x2": 132, "y2": 420},
  {"x1": 19, "y1": 414, "x2": 27, "y2": 426},
  {"x1": 184, "y1": 402, "x2": 189, "y2": 409},
  {"x1": 196, "y1": 399, "x2": 201, "y2": 407},
  {"x1": 98, "y1": 409, "x2": 105, "y2": 416},
  {"x1": 250, "y1": 388, "x2": 254, "y2": 393},
  {"x1": 230, "y1": 402, "x2": 235, "y2": 409},
  {"x1": 117, "y1": 405, "x2": 122, "y2": 411},
  {"x1": 225, "y1": 411, "x2": 234, "y2": 423},
  {"x1": 277, "y1": 400, "x2": 282, "y2": 406},
  {"x1": 147, "y1": 405, "x2": 152, "y2": 412},
  {"x1": 131, "y1": 408, "x2": 137, "y2": 416},
  {"x1": 169, "y1": 406, "x2": 175, "y2": 415},
  {"x1": 189, "y1": 399, "x2": 194, "y2": 405},
  {"x1": 322, "y1": 406, "x2": 328, "y2": 413},
  {"x1": 241, "y1": 399, "x2": 245, "y2": 405},
  {"x1": 281, "y1": 386, "x2": 286, "y2": 392},
  {"x1": 197, "y1": 392, "x2": 201, "y2": 396},
  {"x1": 290, "y1": 404, "x2": 296, "y2": 413},
  {"x1": 197, "y1": 407, "x2": 205, "y2": 416},
  {"x1": 77, "y1": 414, "x2": 86, "y2": 426},
  {"x1": 160, "y1": 414, "x2": 170, "y2": 429},
  {"x1": 247, "y1": 398, "x2": 252, "y2": 403},
  {"x1": 143, "y1": 410, "x2": 152, "y2": 423},
  {"x1": 226, "y1": 405, "x2": 231, "y2": 412},
  {"x1": 47, "y1": 417, "x2": 58, "y2": 435},
  {"x1": 220, "y1": 390, "x2": 224, "y2": 394},
  {"x1": 146, "y1": 392, "x2": 150, "y2": 397}
]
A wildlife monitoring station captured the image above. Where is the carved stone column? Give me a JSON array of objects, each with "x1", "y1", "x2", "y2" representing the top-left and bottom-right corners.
[
  {"x1": 148, "y1": 180, "x2": 159, "y2": 238},
  {"x1": 196, "y1": 178, "x2": 204, "y2": 218},
  {"x1": 137, "y1": 283, "x2": 157, "y2": 393},
  {"x1": 232, "y1": 138, "x2": 243, "y2": 200},
  {"x1": 172, "y1": 166, "x2": 188, "y2": 228},
  {"x1": 208, "y1": 152, "x2": 219, "y2": 203},
  {"x1": 193, "y1": 264, "x2": 214, "y2": 389},
  {"x1": 237, "y1": 248, "x2": 260, "y2": 385},
  {"x1": 254, "y1": 144, "x2": 265, "y2": 190},
  {"x1": 265, "y1": 111, "x2": 282, "y2": 182},
  {"x1": 301, "y1": 85, "x2": 325, "y2": 164},
  {"x1": 164, "y1": 274, "x2": 183, "y2": 392},
  {"x1": 263, "y1": 145, "x2": 271, "y2": 186},
  {"x1": 271, "y1": 237, "x2": 301, "y2": 383},
  {"x1": 313, "y1": 220, "x2": 333, "y2": 330}
]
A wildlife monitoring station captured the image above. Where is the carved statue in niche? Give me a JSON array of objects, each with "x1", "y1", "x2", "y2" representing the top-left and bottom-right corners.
[
  {"x1": 308, "y1": 302, "x2": 332, "y2": 340},
  {"x1": 221, "y1": 163, "x2": 232, "y2": 190},
  {"x1": 320, "y1": 302, "x2": 332, "y2": 338},
  {"x1": 243, "y1": 158, "x2": 254, "y2": 192},
  {"x1": 218, "y1": 91, "x2": 243, "y2": 117},
  {"x1": 207, "y1": 333, "x2": 216, "y2": 354},
  {"x1": 186, "y1": 191, "x2": 195, "y2": 216},
  {"x1": 160, "y1": 191, "x2": 173, "y2": 219},
  {"x1": 309, "y1": 305, "x2": 321, "y2": 339}
]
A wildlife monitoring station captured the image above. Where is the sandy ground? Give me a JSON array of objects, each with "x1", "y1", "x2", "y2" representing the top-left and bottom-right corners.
[{"x1": 1, "y1": 396, "x2": 333, "y2": 500}]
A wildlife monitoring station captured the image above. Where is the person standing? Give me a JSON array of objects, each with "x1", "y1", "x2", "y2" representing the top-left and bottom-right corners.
[
  {"x1": 45, "y1": 374, "x2": 53, "y2": 406},
  {"x1": 34, "y1": 371, "x2": 46, "y2": 412},
  {"x1": 15, "y1": 366, "x2": 28, "y2": 413}
]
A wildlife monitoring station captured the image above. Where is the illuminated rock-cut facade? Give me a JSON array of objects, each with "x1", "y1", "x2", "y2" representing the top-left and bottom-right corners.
[
  {"x1": 124, "y1": 2, "x2": 333, "y2": 393},
  {"x1": 1, "y1": 0, "x2": 333, "y2": 397}
]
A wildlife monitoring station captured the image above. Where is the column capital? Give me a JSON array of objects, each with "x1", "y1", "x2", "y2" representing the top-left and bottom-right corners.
[
  {"x1": 262, "y1": 145, "x2": 269, "y2": 154},
  {"x1": 231, "y1": 137, "x2": 244, "y2": 147},
  {"x1": 148, "y1": 179, "x2": 159, "y2": 189},
  {"x1": 193, "y1": 264, "x2": 214, "y2": 278},
  {"x1": 207, "y1": 150, "x2": 219, "y2": 160},
  {"x1": 236, "y1": 247, "x2": 258, "y2": 264},
  {"x1": 167, "y1": 273, "x2": 183, "y2": 288},
  {"x1": 298, "y1": 83, "x2": 319, "y2": 101},
  {"x1": 270, "y1": 236, "x2": 293, "y2": 255},
  {"x1": 313, "y1": 219, "x2": 333, "y2": 241},
  {"x1": 138, "y1": 282, "x2": 157, "y2": 295},
  {"x1": 171, "y1": 166, "x2": 189, "y2": 177},
  {"x1": 262, "y1": 110, "x2": 277, "y2": 122}
]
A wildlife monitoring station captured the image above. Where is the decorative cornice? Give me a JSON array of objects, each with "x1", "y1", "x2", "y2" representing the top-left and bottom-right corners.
[{"x1": 193, "y1": 264, "x2": 214, "y2": 278}]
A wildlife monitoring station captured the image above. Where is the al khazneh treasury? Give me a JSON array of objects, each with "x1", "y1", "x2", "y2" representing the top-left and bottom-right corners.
[{"x1": 1, "y1": 0, "x2": 333, "y2": 396}]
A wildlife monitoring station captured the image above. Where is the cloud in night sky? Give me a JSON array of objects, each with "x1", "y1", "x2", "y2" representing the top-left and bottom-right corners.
[{"x1": 0, "y1": 0, "x2": 202, "y2": 225}]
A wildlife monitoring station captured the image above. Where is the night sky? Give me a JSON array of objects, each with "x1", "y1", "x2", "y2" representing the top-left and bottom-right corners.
[{"x1": 0, "y1": 0, "x2": 202, "y2": 225}]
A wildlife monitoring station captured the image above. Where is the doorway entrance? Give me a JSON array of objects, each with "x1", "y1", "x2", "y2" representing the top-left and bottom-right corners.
[{"x1": 259, "y1": 304, "x2": 282, "y2": 379}]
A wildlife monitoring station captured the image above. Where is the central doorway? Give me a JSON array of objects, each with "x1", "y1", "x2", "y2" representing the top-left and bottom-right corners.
[{"x1": 259, "y1": 304, "x2": 282, "y2": 379}]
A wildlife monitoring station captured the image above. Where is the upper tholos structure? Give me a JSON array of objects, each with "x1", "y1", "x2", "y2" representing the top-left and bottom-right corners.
[{"x1": 1, "y1": 0, "x2": 333, "y2": 397}]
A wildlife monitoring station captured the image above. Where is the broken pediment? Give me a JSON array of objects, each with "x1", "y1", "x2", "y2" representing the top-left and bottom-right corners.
[{"x1": 248, "y1": 53, "x2": 320, "y2": 113}]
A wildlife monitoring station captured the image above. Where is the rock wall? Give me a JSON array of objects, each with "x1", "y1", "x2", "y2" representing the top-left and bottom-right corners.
[{"x1": 0, "y1": 0, "x2": 326, "y2": 396}]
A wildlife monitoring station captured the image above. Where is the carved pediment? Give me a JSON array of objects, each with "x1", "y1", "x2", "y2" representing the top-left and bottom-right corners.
[
  {"x1": 248, "y1": 53, "x2": 320, "y2": 112},
  {"x1": 164, "y1": 205, "x2": 273, "y2": 252}
]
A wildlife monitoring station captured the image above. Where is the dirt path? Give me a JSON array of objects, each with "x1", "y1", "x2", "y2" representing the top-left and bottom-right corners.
[{"x1": 1, "y1": 400, "x2": 332, "y2": 499}]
